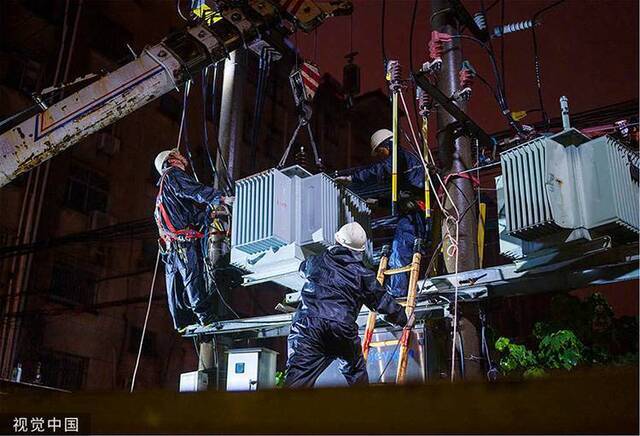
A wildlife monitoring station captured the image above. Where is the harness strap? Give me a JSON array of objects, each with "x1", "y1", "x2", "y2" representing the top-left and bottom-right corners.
[{"x1": 155, "y1": 169, "x2": 205, "y2": 243}]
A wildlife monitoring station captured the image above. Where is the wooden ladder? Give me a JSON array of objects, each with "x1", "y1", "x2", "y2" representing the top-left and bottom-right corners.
[{"x1": 361, "y1": 239, "x2": 422, "y2": 384}]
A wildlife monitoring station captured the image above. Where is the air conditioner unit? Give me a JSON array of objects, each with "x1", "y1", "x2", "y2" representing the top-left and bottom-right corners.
[
  {"x1": 96, "y1": 132, "x2": 121, "y2": 156},
  {"x1": 497, "y1": 130, "x2": 639, "y2": 258},
  {"x1": 230, "y1": 166, "x2": 371, "y2": 290},
  {"x1": 88, "y1": 210, "x2": 115, "y2": 230}
]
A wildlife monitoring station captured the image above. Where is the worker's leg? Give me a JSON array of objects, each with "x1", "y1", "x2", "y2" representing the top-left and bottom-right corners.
[
  {"x1": 285, "y1": 317, "x2": 333, "y2": 388},
  {"x1": 177, "y1": 242, "x2": 216, "y2": 326},
  {"x1": 388, "y1": 213, "x2": 421, "y2": 297},
  {"x1": 163, "y1": 251, "x2": 195, "y2": 330},
  {"x1": 388, "y1": 238, "x2": 411, "y2": 297},
  {"x1": 329, "y1": 322, "x2": 369, "y2": 386}
]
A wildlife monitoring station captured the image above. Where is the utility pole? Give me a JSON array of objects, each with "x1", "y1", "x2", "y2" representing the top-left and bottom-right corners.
[
  {"x1": 431, "y1": 0, "x2": 481, "y2": 380},
  {"x1": 216, "y1": 49, "x2": 247, "y2": 189},
  {"x1": 200, "y1": 49, "x2": 247, "y2": 388}
]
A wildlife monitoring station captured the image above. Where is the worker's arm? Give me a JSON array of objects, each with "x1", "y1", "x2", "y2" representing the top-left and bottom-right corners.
[
  {"x1": 170, "y1": 169, "x2": 224, "y2": 206},
  {"x1": 350, "y1": 155, "x2": 392, "y2": 184},
  {"x1": 362, "y1": 270, "x2": 407, "y2": 327}
]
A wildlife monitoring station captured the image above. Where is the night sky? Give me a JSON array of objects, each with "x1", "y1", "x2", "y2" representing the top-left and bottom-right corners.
[{"x1": 294, "y1": 0, "x2": 638, "y2": 134}]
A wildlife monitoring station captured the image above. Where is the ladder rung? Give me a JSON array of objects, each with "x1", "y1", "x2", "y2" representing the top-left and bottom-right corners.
[
  {"x1": 370, "y1": 340, "x2": 399, "y2": 348},
  {"x1": 384, "y1": 265, "x2": 413, "y2": 275}
]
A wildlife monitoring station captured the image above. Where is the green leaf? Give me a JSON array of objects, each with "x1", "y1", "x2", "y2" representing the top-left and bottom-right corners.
[{"x1": 537, "y1": 330, "x2": 584, "y2": 370}]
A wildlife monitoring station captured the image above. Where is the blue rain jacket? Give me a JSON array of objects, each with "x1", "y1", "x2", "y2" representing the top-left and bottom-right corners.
[
  {"x1": 155, "y1": 165, "x2": 223, "y2": 330},
  {"x1": 155, "y1": 166, "x2": 223, "y2": 236},
  {"x1": 297, "y1": 245, "x2": 407, "y2": 327},
  {"x1": 350, "y1": 144, "x2": 425, "y2": 192}
]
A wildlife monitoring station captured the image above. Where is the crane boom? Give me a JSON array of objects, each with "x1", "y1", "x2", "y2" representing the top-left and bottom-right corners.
[{"x1": 0, "y1": 0, "x2": 352, "y2": 187}]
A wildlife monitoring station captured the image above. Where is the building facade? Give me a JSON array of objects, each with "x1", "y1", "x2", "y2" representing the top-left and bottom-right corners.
[{"x1": 0, "y1": 0, "x2": 387, "y2": 391}]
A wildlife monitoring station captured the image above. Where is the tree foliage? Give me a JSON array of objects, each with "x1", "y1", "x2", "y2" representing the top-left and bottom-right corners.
[{"x1": 495, "y1": 292, "x2": 638, "y2": 378}]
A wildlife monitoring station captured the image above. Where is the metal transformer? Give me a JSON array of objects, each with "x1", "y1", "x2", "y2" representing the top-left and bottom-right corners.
[
  {"x1": 497, "y1": 130, "x2": 639, "y2": 258},
  {"x1": 231, "y1": 166, "x2": 371, "y2": 289}
]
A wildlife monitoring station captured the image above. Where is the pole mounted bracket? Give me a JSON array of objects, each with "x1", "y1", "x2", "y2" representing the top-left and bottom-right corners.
[{"x1": 413, "y1": 71, "x2": 492, "y2": 147}]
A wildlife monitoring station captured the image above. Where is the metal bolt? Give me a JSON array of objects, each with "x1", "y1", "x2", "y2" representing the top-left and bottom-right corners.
[
  {"x1": 198, "y1": 30, "x2": 206, "y2": 38},
  {"x1": 158, "y1": 50, "x2": 167, "y2": 58},
  {"x1": 231, "y1": 12, "x2": 241, "y2": 21}
]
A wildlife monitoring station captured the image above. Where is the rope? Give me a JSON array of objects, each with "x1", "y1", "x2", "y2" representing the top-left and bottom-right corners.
[
  {"x1": 398, "y1": 89, "x2": 461, "y2": 382},
  {"x1": 130, "y1": 248, "x2": 161, "y2": 392}
]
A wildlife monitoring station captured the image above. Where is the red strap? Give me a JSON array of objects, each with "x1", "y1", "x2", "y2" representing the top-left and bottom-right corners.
[
  {"x1": 437, "y1": 172, "x2": 481, "y2": 202},
  {"x1": 155, "y1": 169, "x2": 204, "y2": 242}
]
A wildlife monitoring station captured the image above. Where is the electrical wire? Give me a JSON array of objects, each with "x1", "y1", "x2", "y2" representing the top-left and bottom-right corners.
[
  {"x1": 407, "y1": 0, "x2": 424, "y2": 145},
  {"x1": 408, "y1": 0, "x2": 418, "y2": 75},
  {"x1": 176, "y1": 0, "x2": 189, "y2": 21},
  {"x1": 130, "y1": 249, "x2": 161, "y2": 392},
  {"x1": 398, "y1": 89, "x2": 462, "y2": 382},
  {"x1": 500, "y1": 0, "x2": 506, "y2": 100},
  {"x1": 349, "y1": 10, "x2": 354, "y2": 53},
  {"x1": 450, "y1": 34, "x2": 523, "y2": 135},
  {"x1": 531, "y1": 0, "x2": 567, "y2": 129},
  {"x1": 201, "y1": 68, "x2": 218, "y2": 182},
  {"x1": 380, "y1": 0, "x2": 387, "y2": 65}
]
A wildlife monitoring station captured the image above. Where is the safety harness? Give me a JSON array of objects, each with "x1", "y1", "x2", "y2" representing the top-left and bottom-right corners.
[{"x1": 155, "y1": 168, "x2": 204, "y2": 245}]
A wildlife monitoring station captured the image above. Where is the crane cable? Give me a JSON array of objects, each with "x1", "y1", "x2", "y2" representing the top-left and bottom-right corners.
[{"x1": 177, "y1": 80, "x2": 200, "y2": 182}]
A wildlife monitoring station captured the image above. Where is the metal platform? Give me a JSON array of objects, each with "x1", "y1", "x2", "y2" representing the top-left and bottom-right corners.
[{"x1": 185, "y1": 240, "x2": 639, "y2": 339}]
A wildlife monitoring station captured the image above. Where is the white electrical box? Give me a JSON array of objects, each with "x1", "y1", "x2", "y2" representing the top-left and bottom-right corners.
[
  {"x1": 179, "y1": 370, "x2": 208, "y2": 392},
  {"x1": 226, "y1": 348, "x2": 278, "y2": 391}
]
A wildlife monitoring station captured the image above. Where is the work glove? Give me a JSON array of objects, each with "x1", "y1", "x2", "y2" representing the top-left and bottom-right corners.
[
  {"x1": 222, "y1": 196, "x2": 235, "y2": 206},
  {"x1": 334, "y1": 175, "x2": 352, "y2": 185}
]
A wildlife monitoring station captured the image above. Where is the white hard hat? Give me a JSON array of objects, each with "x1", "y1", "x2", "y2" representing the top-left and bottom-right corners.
[
  {"x1": 335, "y1": 222, "x2": 367, "y2": 252},
  {"x1": 154, "y1": 149, "x2": 177, "y2": 175},
  {"x1": 370, "y1": 129, "x2": 393, "y2": 155}
]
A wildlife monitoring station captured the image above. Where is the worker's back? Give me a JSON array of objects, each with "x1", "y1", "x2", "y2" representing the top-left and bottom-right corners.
[
  {"x1": 156, "y1": 167, "x2": 218, "y2": 233},
  {"x1": 297, "y1": 246, "x2": 379, "y2": 326}
]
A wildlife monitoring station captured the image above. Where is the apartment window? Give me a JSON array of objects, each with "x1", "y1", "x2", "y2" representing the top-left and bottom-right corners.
[
  {"x1": 38, "y1": 350, "x2": 88, "y2": 391},
  {"x1": 128, "y1": 326, "x2": 157, "y2": 357},
  {"x1": 64, "y1": 164, "x2": 109, "y2": 214},
  {"x1": 50, "y1": 263, "x2": 96, "y2": 305}
]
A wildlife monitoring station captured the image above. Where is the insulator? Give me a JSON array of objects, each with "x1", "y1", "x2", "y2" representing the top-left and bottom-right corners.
[
  {"x1": 386, "y1": 60, "x2": 401, "y2": 91},
  {"x1": 615, "y1": 120, "x2": 630, "y2": 137},
  {"x1": 459, "y1": 68, "x2": 474, "y2": 89},
  {"x1": 428, "y1": 31, "x2": 446, "y2": 61},
  {"x1": 343, "y1": 51, "x2": 360, "y2": 96},
  {"x1": 473, "y1": 12, "x2": 487, "y2": 31},
  {"x1": 493, "y1": 20, "x2": 534, "y2": 37},
  {"x1": 416, "y1": 88, "x2": 432, "y2": 118},
  {"x1": 295, "y1": 146, "x2": 310, "y2": 170}
]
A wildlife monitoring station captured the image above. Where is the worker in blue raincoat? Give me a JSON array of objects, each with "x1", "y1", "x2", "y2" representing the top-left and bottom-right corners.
[
  {"x1": 285, "y1": 222, "x2": 411, "y2": 388},
  {"x1": 336, "y1": 129, "x2": 427, "y2": 297},
  {"x1": 154, "y1": 149, "x2": 234, "y2": 332}
]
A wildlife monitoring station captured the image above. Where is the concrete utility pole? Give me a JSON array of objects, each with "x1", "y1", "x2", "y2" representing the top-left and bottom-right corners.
[
  {"x1": 200, "y1": 49, "x2": 247, "y2": 388},
  {"x1": 431, "y1": 0, "x2": 481, "y2": 380},
  {"x1": 216, "y1": 49, "x2": 247, "y2": 189}
]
